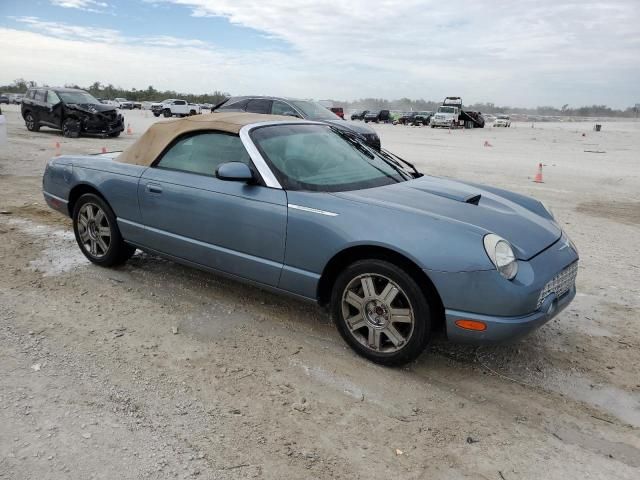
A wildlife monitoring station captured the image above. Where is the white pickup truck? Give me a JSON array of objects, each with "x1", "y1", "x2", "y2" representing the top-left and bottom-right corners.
[{"x1": 151, "y1": 99, "x2": 201, "y2": 118}]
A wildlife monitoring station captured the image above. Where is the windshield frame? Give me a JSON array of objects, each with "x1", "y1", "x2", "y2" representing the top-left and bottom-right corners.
[{"x1": 248, "y1": 123, "x2": 411, "y2": 192}]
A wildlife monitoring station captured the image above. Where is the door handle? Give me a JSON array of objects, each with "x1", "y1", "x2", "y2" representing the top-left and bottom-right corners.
[{"x1": 146, "y1": 183, "x2": 163, "y2": 194}]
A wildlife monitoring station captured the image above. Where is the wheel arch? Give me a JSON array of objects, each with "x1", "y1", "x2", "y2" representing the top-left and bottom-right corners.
[
  {"x1": 317, "y1": 245, "x2": 445, "y2": 332},
  {"x1": 67, "y1": 183, "x2": 108, "y2": 218}
]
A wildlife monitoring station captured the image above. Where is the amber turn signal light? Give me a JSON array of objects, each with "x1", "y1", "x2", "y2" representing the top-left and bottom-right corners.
[{"x1": 455, "y1": 319, "x2": 487, "y2": 331}]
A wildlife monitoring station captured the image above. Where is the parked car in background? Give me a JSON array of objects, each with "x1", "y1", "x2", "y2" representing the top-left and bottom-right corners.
[
  {"x1": 494, "y1": 114, "x2": 512, "y2": 127},
  {"x1": 21, "y1": 87, "x2": 124, "y2": 138},
  {"x1": 0, "y1": 95, "x2": 9, "y2": 105},
  {"x1": 114, "y1": 98, "x2": 134, "y2": 109},
  {"x1": 431, "y1": 97, "x2": 485, "y2": 129},
  {"x1": 214, "y1": 96, "x2": 381, "y2": 150},
  {"x1": 350, "y1": 110, "x2": 369, "y2": 120},
  {"x1": 413, "y1": 111, "x2": 434, "y2": 126},
  {"x1": 330, "y1": 107, "x2": 344, "y2": 119},
  {"x1": 364, "y1": 110, "x2": 390, "y2": 123},
  {"x1": 42, "y1": 112, "x2": 578, "y2": 365},
  {"x1": 132, "y1": 102, "x2": 142, "y2": 110},
  {"x1": 9, "y1": 93, "x2": 25, "y2": 104},
  {"x1": 151, "y1": 99, "x2": 200, "y2": 118}
]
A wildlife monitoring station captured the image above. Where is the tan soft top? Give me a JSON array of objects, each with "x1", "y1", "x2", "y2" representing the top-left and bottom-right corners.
[{"x1": 117, "y1": 112, "x2": 304, "y2": 166}]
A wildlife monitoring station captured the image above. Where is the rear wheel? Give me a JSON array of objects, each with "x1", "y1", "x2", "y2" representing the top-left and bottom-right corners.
[
  {"x1": 72, "y1": 193, "x2": 135, "y2": 267},
  {"x1": 331, "y1": 259, "x2": 431, "y2": 366},
  {"x1": 25, "y1": 112, "x2": 40, "y2": 132},
  {"x1": 62, "y1": 118, "x2": 80, "y2": 138}
]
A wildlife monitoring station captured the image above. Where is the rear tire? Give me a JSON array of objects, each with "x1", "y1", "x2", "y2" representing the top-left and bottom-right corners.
[
  {"x1": 72, "y1": 193, "x2": 136, "y2": 267},
  {"x1": 25, "y1": 112, "x2": 40, "y2": 132},
  {"x1": 331, "y1": 259, "x2": 431, "y2": 366}
]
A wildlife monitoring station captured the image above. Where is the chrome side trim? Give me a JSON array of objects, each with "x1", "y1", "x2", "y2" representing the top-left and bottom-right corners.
[
  {"x1": 239, "y1": 120, "x2": 325, "y2": 190},
  {"x1": 288, "y1": 204, "x2": 339, "y2": 217},
  {"x1": 43, "y1": 191, "x2": 68, "y2": 205}
]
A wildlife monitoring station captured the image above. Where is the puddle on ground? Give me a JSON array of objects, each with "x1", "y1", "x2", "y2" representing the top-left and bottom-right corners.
[{"x1": 3, "y1": 217, "x2": 87, "y2": 277}]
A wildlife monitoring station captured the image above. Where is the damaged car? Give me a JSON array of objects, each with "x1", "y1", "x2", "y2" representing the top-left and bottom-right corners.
[
  {"x1": 21, "y1": 87, "x2": 125, "y2": 138},
  {"x1": 42, "y1": 112, "x2": 578, "y2": 366}
]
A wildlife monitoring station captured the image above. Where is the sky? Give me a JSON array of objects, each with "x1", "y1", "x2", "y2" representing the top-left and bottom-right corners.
[{"x1": 0, "y1": 0, "x2": 639, "y2": 108}]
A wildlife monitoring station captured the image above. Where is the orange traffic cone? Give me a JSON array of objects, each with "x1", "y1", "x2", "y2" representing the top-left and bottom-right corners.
[
  {"x1": 54, "y1": 141, "x2": 61, "y2": 156},
  {"x1": 101, "y1": 146, "x2": 107, "y2": 154},
  {"x1": 483, "y1": 140, "x2": 492, "y2": 147},
  {"x1": 533, "y1": 163, "x2": 544, "y2": 183},
  {"x1": 126, "y1": 124, "x2": 133, "y2": 135}
]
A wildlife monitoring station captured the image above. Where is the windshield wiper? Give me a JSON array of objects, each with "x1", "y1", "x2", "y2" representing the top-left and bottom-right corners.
[
  {"x1": 330, "y1": 127, "x2": 415, "y2": 179},
  {"x1": 378, "y1": 148, "x2": 422, "y2": 178},
  {"x1": 329, "y1": 127, "x2": 375, "y2": 159}
]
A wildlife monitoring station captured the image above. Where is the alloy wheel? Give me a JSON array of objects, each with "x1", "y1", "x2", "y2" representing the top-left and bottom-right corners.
[
  {"x1": 341, "y1": 273, "x2": 415, "y2": 353},
  {"x1": 77, "y1": 203, "x2": 111, "y2": 258}
]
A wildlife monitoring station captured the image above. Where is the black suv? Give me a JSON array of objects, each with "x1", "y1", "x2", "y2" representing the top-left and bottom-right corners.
[
  {"x1": 350, "y1": 110, "x2": 369, "y2": 120},
  {"x1": 21, "y1": 87, "x2": 124, "y2": 138},
  {"x1": 214, "y1": 96, "x2": 381, "y2": 150},
  {"x1": 364, "y1": 110, "x2": 390, "y2": 123}
]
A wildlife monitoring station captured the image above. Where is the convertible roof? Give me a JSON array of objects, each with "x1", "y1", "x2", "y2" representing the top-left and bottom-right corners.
[{"x1": 117, "y1": 112, "x2": 305, "y2": 167}]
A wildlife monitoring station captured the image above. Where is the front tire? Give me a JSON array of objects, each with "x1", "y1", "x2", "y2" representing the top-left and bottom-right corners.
[
  {"x1": 62, "y1": 118, "x2": 81, "y2": 138},
  {"x1": 331, "y1": 259, "x2": 431, "y2": 366},
  {"x1": 163, "y1": 109, "x2": 172, "y2": 118},
  {"x1": 72, "y1": 193, "x2": 135, "y2": 267}
]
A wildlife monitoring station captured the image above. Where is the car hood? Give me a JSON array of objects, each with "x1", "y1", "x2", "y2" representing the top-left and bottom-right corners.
[
  {"x1": 333, "y1": 176, "x2": 561, "y2": 260},
  {"x1": 324, "y1": 119, "x2": 377, "y2": 136},
  {"x1": 66, "y1": 103, "x2": 117, "y2": 114}
]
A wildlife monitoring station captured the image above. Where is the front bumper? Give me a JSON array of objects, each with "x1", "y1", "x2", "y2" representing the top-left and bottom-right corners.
[
  {"x1": 82, "y1": 114, "x2": 124, "y2": 135},
  {"x1": 426, "y1": 232, "x2": 579, "y2": 344},
  {"x1": 445, "y1": 286, "x2": 576, "y2": 344}
]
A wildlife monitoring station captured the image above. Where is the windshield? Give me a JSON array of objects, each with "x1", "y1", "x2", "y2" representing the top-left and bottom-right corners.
[
  {"x1": 58, "y1": 91, "x2": 101, "y2": 105},
  {"x1": 289, "y1": 100, "x2": 340, "y2": 121},
  {"x1": 438, "y1": 106, "x2": 456, "y2": 114},
  {"x1": 251, "y1": 124, "x2": 409, "y2": 192}
]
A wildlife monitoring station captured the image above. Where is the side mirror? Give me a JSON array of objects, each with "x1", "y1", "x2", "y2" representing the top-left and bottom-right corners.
[{"x1": 216, "y1": 162, "x2": 255, "y2": 182}]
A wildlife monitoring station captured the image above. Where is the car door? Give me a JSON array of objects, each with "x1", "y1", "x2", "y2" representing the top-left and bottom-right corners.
[
  {"x1": 31, "y1": 89, "x2": 49, "y2": 126},
  {"x1": 137, "y1": 130, "x2": 288, "y2": 287},
  {"x1": 173, "y1": 100, "x2": 188, "y2": 115},
  {"x1": 40, "y1": 90, "x2": 64, "y2": 128}
]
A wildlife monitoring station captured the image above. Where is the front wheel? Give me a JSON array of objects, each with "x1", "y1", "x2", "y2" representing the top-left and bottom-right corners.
[
  {"x1": 163, "y1": 109, "x2": 172, "y2": 118},
  {"x1": 331, "y1": 259, "x2": 431, "y2": 366},
  {"x1": 62, "y1": 118, "x2": 81, "y2": 138},
  {"x1": 73, "y1": 193, "x2": 136, "y2": 267},
  {"x1": 153, "y1": 112, "x2": 160, "y2": 117}
]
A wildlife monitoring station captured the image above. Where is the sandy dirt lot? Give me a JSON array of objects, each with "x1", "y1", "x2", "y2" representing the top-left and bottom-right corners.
[{"x1": 1, "y1": 106, "x2": 639, "y2": 479}]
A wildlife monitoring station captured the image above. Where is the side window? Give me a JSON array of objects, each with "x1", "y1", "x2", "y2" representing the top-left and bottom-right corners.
[
  {"x1": 245, "y1": 99, "x2": 272, "y2": 114},
  {"x1": 156, "y1": 132, "x2": 252, "y2": 176},
  {"x1": 217, "y1": 99, "x2": 249, "y2": 111},
  {"x1": 46, "y1": 90, "x2": 61, "y2": 105},
  {"x1": 271, "y1": 101, "x2": 297, "y2": 116},
  {"x1": 34, "y1": 90, "x2": 46, "y2": 102},
  {"x1": 26, "y1": 90, "x2": 36, "y2": 100},
  {"x1": 175, "y1": 100, "x2": 186, "y2": 105}
]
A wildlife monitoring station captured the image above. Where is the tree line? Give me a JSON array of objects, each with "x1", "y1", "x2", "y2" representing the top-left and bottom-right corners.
[{"x1": 2, "y1": 78, "x2": 638, "y2": 117}]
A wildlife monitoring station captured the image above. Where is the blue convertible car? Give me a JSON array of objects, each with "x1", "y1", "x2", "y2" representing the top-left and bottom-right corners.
[{"x1": 42, "y1": 112, "x2": 578, "y2": 365}]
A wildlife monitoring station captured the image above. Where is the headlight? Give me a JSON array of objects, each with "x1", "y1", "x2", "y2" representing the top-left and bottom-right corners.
[{"x1": 483, "y1": 234, "x2": 518, "y2": 280}]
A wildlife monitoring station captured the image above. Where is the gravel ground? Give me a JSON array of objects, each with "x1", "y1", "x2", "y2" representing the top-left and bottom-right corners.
[{"x1": 0, "y1": 106, "x2": 639, "y2": 479}]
